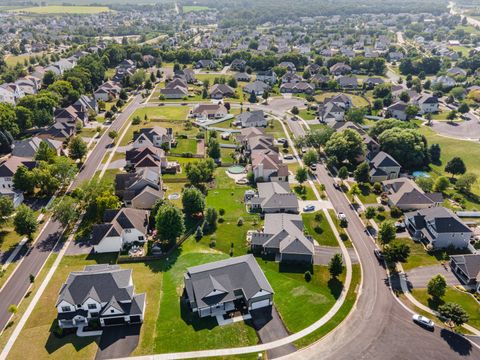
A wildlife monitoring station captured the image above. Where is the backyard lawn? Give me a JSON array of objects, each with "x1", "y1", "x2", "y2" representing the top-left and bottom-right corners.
[
  {"x1": 303, "y1": 211, "x2": 338, "y2": 247},
  {"x1": 174, "y1": 138, "x2": 197, "y2": 154}
]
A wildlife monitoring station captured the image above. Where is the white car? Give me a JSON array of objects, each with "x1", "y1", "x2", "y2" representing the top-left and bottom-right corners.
[
  {"x1": 337, "y1": 212, "x2": 347, "y2": 221},
  {"x1": 412, "y1": 314, "x2": 434, "y2": 330},
  {"x1": 284, "y1": 154, "x2": 294, "y2": 160}
]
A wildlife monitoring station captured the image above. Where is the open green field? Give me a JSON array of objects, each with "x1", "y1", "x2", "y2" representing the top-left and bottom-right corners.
[
  {"x1": 4, "y1": 52, "x2": 45, "y2": 67},
  {"x1": 182, "y1": 5, "x2": 210, "y2": 13},
  {"x1": 418, "y1": 125, "x2": 480, "y2": 197},
  {"x1": 412, "y1": 287, "x2": 480, "y2": 330},
  {"x1": 9, "y1": 5, "x2": 111, "y2": 14},
  {"x1": 132, "y1": 106, "x2": 190, "y2": 121}
]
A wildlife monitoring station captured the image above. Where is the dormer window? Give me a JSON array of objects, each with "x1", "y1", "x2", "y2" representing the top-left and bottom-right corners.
[
  {"x1": 88, "y1": 304, "x2": 96, "y2": 310},
  {"x1": 61, "y1": 306, "x2": 71, "y2": 312},
  {"x1": 110, "y1": 309, "x2": 115, "y2": 313}
]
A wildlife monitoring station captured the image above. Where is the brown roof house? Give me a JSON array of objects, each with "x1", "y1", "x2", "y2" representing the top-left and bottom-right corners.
[
  {"x1": 251, "y1": 152, "x2": 288, "y2": 182},
  {"x1": 115, "y1": 168, "x2": 164, "y2": 210},
  {"x1": 382, "y1": 178, "x2": 443, "y2": 211}
]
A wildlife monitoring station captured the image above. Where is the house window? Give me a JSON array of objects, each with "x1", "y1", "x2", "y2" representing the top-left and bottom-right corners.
[
  {"x1": 88, "y1": 304, "x2": 96, "y2": 310},
  {"x1": 110, "y1": 309, "x2": 115, "y2": 313},
  {"x1": 61, "y1": 306, "x2": 71, "y2": 312},
  {"x1": 138, "y1": 236, "x2": 144, "y2": 241},
  {"x1": 125, "y1": 229, "x2": 131, "y2": 233}
]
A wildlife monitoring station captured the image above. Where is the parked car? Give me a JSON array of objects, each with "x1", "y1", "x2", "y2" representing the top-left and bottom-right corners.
[
  {"x1": 303, "y1": 204, "x2": 315, "y2": 212},
  {"x1": 284, "y1": 154, "x2": 294, "y2": 160},
  {"x1": 412, "y1": 314, "x2": 434, "y2": 330},
  {"x1": 333, "y1": 181, "x2": 341, "y2": 190},
  {"x1": 374, "y1": 249, "x2": 384, "y2": 261},
  {"x1": 277, "y1": 138, "x2": 287, "y2": 144},
  {"x1": 310, "y1": 164, "x2": 317, "y2": 171},
  {"x1": 337, "y1": 212, "x2": 347, "y2": 221},
  {"x1": 395, "y1": 221, "x2": 406, "y2": 232}
]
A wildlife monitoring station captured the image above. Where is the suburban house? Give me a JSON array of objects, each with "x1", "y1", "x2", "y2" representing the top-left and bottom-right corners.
[
  {"x1": 250, "y1": 213, "x2": 314, "y2": 263},
  {"x1": 0, "y1": 156, "x2": 36, "y2": 190},
  {"x1": 191, "y1": 104, "x2": 228, "y2": 120},
  {"x1": 236, "y1": 128, "x2": 276, "y2": 156},
  {"x1": 387, "y1": 102, "x2": 408, "y2": 121},
  {"x1": 94, "y1": 81, "x2": 121, "y2": 101},
  {"x1": 337, "y1": 76, "x2": 358, "y2": 89},
  {"x1": 279, "y1": 82, "x2": 315, "y2": 94},
  {"x1": 210, "y1": 84, "x2": 235, "y2": 99},
  {"x1": 368, "y1": 151, "x2": 401, "y2": 182},
  {"x1": 364, "y1": 77, "x2": 385, "y2": 88},
  {"x1": 230, "y1": 59, "x2": 247, "y2": 71},
  {"x1": 251, "y1": 151, "x2": 288, "y2": 182},
  {"x1": 256, "y1": 70, "x2": 277, "y2": 85},
  {"x1": 432, "y1": 75, "x2": 456, "y2": 88},
  {"x1": 174, "y1": 69, "x2": 196, "y2": 84},
  {"x1": 281, "y1": 72, "x2": 302, "y2": 84},
  {"x1": 234, "y1": 72, "x2": 251, "y2": 82},
  {"x1": 405, "y1": 207, "x2": 473, "y2": 249},
  {"x1": 243, "y1": 81, "x2": 270, "y2": 96},
  {"x1": 236, "y1": 110, "x2": 267, "y2": 128},
  {"x1": 333, "y1": 122, "x2": 380, "y2": 159},
  {"x1": 0, "y1": 87, "x2": 16, "y2": 105},
  {"x1": 330, "y1": 62, "x2": 352, "y2": 75},
  {"x1": 91, "y1": 208, "x2": 149, "y2": 253},
  {"x1": 56, "y1": 264, "x2": 146, "y2": 329},
  {"x1": 132, "y1": 127, "x2": 174, "y2": 149},
  {"x1": 319, "y1": 101, "x2": 345, "y2": 123},
  {"x1": 413, "y1": 94, "x2": 439, "y2": 114},
  {"x1": 449, "y1": 254, "x2": 480, "y2": 293},
  {"x1": 183, "y1": 254, "x2": 274, "y2": 319},
  {"x1": 279, "y1": 61, "x2": 296, "y2": 71},
  {"x1": 246, "y1": 181, "x2": 299, "y2": 213},
  {"x1": 115, "y1": 168, "x2": 164, "y2": 210},
  {"x1": 12, "y1": 137, "x2": 62, "y2": 158},
  {"x1": 125, "y1": 146, "x2": 180, "y2": 174},
  {"x1": 382, "y1": 178, "x2": 443, "y2": 211},
  {"x1": 196, "y1": 59, "x2": 217, "y2": 69},
  {"x1": 160, "y1": 78, "x2": 189, "y2": 99}
]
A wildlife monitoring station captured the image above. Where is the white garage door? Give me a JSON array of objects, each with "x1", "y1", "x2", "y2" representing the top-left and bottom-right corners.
[{"x1": 250, "y1": 299, "x2": 270, "y2": 310}]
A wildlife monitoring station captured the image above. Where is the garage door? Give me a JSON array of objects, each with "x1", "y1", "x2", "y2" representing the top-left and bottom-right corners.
[
  {"x1": 251, "y1": 299, "x2": 270, "y2": 310},
  {"x1": 130, "y1": 315, "x2": 142, "y2": 323},
  {"x1": 103, "y1": 317, "x2": 126, "y2": 326}
]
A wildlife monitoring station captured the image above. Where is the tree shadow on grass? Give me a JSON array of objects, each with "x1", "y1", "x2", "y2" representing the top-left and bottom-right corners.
[
  {"x1": 327, "y1": 277, "x2": 344, "y2": 299},
  {"x1": 440, "y1": 328, "x2": 472, "y2": 356},
  {"x1": 45, "y1": 321, "x2": 98, "y2": 355},
  {"x1": 426, "y1": 296, "x2": 444, "y2": 311}
]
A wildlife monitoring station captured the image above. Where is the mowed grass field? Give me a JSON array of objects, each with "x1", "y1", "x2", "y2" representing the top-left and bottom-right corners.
[
  {"x1": 182, "y1": 5, "x2": 210, "y2": 13},
  {"x1": 9, "y1": 5, "x2": 111, "y2": 14},
  {"x1": 418, "y1": 125, "x2": 480, "y2": 196}
]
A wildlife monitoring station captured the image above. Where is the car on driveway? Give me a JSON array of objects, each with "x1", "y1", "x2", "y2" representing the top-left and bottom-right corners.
[
  {"x1": 412, "y1": 314, "x2": 434, "y2": 330},
  {"x1": 303, "y1": 204, "x2": 315, "y2": 212}
]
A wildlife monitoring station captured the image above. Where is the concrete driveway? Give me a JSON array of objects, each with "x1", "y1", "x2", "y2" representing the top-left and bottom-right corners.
[
  {"x1": 314, "y1": 246, "x2": 359, "y2": 265},
  {"x1": 95, "y1": 324, "x2": 141, "y2": 360},
  {"x1": 251, "y1": 306, "x2": 296, "y2": 359},
  {"x1": 299, "y1": 200, "x2": 333, "y2": 212},
  {"x1": 405, "y1": 264, "x2": 462, "y2": 289}
]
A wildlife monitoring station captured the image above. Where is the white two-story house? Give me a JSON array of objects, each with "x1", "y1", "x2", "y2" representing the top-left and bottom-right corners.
[{"x1": 56, "y1": 264, "x2": 146, "y2": 329}]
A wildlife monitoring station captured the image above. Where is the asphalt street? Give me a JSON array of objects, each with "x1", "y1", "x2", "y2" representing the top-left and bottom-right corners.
[
  {"x1": 0, "y1": 95, "x2": 143, "y2": 333},
  {"x1": 280, "y1": 163, "x2": 480, "y2": 359}
]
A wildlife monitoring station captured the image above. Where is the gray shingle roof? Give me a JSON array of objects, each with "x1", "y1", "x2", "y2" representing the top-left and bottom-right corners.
[{"x1": 184, "y1": 254, "x2": 273, "y2": 309}]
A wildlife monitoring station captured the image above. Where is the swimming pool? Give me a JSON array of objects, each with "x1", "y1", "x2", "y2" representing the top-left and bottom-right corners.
[
  {"x1": 227, "y1": 165, "x2": 246, "y2": 174},
  {"x1": 412, "y1": 171, "x2": 430, "y2": 178}
]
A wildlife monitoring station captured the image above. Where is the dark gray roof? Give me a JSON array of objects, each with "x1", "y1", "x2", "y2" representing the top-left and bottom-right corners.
[
  {"x1": 405, "y1": 207, "x2": 472, "y2": 234},
  {"x1": 56, "y1": 264, "x2": 134, "y2": 306},
  {"x1": 370, "y1": 151, "x2": 400, "y2": 169},
  {"x1": 252, "y1": 213, "x2": 313, "y2": 256},
  {"x1": 237, "y1": 110, "x2": 266, "y2": 127},
  {"x1": 256, "y1": 182, "x2": 299, "y2": 211},
  {"x1": 184, "y1": 254, "x2": 273, "y2": 309},
  {"x1": 450, "y1": 254, "x2": 480, "y2": 280}
]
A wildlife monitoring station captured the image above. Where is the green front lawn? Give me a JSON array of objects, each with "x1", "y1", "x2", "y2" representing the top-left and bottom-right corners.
[
  {"x1": 303, "y1": 211, "x2": 338, "y2": 247},
  {"x1": 327, "y1": 209, "x2": 353, "y2": 248},
  {"x1": 259, "y1": 260, "x2": 346, "y2": 333},
  {"x1": 298, "y1": 109, "x2": 317, "y2": 120},
  {"x1": 292, "y1": 184, "x2": 316, "y2": 200},
  {"x1": 412, "y1": 287, "x2": 480, "y2": 330},
  {"x1": 354, "y1": 183, "x2": 379, "y2": 204}
]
